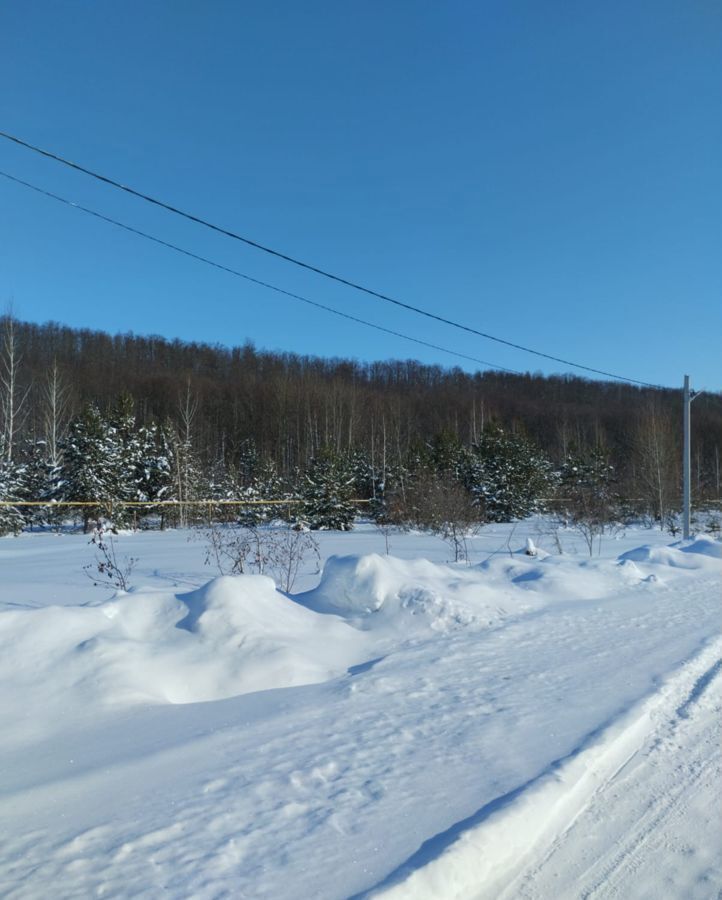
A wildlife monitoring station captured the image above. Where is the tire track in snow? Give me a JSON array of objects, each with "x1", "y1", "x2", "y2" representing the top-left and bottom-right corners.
[
  {"x1": 579, "y1": 763, "x2": 709, "y2": 899},
  {"x1": 367, "y1": 636, "x2": 722, "y2": 900},
  {"x1": 506, "y1": 647, "x2": 722, "y2": 900}
]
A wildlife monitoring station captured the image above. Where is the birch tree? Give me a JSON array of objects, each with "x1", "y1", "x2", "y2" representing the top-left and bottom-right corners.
[
  {"x1": 43, "y1": 359, "x2": 70, "y2": 469},
  {"x1": 0, "y1": 314, "x2": 30, "y2": 462}
]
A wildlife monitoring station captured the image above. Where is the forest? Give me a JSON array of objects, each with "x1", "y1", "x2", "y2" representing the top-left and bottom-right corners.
[{"x1": 1, "y1": 314, "x2": 721, "y2": 535}]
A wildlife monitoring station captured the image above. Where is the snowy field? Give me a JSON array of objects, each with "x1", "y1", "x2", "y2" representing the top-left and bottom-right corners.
[{"x1": 0, "y1": 519, "x2": 720, "y2": 899}]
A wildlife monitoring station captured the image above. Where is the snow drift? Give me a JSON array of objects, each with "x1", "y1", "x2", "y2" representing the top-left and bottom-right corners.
[
  {"x1": 297, "y1": 543, "x2": 696, "y2": 635},
  {"x1": 618, "y1": 536, "x2": 722, "y2": 570},
  {"x1": 0, "y1": 575, "x2": 370, "y2": 714},
  {"x1": 298, "y1": 553, "x2": 503, "y2": 632},
  {"x1": 2, "y1": 537, "x2": 718, "y2": 730}
]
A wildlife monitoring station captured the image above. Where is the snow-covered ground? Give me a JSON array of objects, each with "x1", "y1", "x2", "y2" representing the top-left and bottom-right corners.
[{"x1": 0, "y1": 520, "x2": 720, "y2": 899}]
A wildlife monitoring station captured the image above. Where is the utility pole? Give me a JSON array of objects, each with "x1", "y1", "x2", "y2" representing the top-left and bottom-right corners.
[{"x1": 683, "y1": 375, "x2": 691, "y2": 540}]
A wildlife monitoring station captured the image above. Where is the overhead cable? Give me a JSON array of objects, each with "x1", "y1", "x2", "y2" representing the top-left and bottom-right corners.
[
  {"x1": 0, "y1": 169, "x2": 520, "y2": 374},
  {"x1": 0, "y1": 130, "x2": 662, "y2": 387}
]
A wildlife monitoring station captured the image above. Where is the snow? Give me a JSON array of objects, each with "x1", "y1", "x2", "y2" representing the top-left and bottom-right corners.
[
  {"x1": 501, "y1": 646, "x2": 722, "y2": 900},
  {"x1": 0, "y1": 520, "x2": 720, "y2": 899},
  {"x1": 619, "y1": 535, "x2": 722, "y2": 568},
  {"x1": 0, "y1": 575, "x2": 371, "y2": 719}
]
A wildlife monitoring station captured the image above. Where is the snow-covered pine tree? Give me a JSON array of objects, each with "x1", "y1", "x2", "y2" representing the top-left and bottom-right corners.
[
  {"x1": 349, "y1": 448, "x2": 377, "y2": 500},
  {"x1": 135, "y1": 422, "x2": 174, "y2": 527},
  {"x1": 238, "y1": 455, "x2": 284, "y2": 526},
  {"x1": 206, "y1": 452, "x2": 237, "y2": 523},
  {"x1": 0, "y1": 440, "x2": 24, "y2": 535},
  {"x1": 464, "y1": 426, "x2": 555, "y2": 522},
  {"x1": 429, "y1": 428, "x2": 465, "y2": 479},
  {"x1": 107, "y1": 394, "x2": 145, "y2": 527},
  {"x1": 302, "y1": 447, "x2": 355, "y2": 531},
  {"x1": 236, "y1": 438, "x2": 259, "y2": 489},
  {"x1": 558, "y1": 446, "x2": 619, "y2": 552},
  {"x1": 404, "y1": 438, "x2": 432, "y2": 479},
  {"x1": 14, "y1": 439, "x2": 55, "y2": 529},
  {"x1": 59, "y1": 404, "x2": 118, "y2": 531},
  {"x1": 559, "y1": 446, "x2": 616, "y2": 497},
  {"x1": 370, "y1": 457, "x2": 412, "y2": 524}
]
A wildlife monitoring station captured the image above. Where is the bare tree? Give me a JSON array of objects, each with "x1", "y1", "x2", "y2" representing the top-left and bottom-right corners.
[
  {"x1": 176, "y1": 378, "x2": 200, "y2": 527},
  {"x1": 0, "y1": 313, "x2": 30, "y2": 461},
  {"x1": 43, "y1": 359, "x2": 70, "y2": 468},
  {"x1": 178, "y1": 377, "x2": 199, "y2": 445},
  {"x1": 635, "y1": 403, "x2": 678, "y2": 528}
]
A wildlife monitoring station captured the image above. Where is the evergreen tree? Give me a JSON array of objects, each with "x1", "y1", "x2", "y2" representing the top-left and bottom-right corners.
[
  {"x1": 205, "y1": 452, "x2": 237, "y2": 523},
  {"x1": 15, "y1": 439, "x2": 57, "y2": 529},
  {"x1": 239, "y1": 455, "x2": 285, "y2": 526},
  {"x1": 371, "y1": 458, "x2": 411, "y2": 524},
  {"x1": 429, "y1": 428, "x2": 464, "y2": 478},
  {"x1": 107, "y1": 394, "x2": 145, "y2": 526},
  {"x1": 559, "y1": 447, "x2": 616, "y2": 497},
  {"x1": 206, "y1": 454, "x2": 235, "y2": 501},
  {"x1": 301, "y1": 447, "x2": 355, "y2": 530},
  {"x1": 236, "y1": 438, "x2": 259, "y2": 488},
  {"x1": 464, "y1": 426, "x2": 555, "y2": 522},
  {"x1": 60, "y1": 404, "x2": 119, "y2": 531},
  {"x1": 0, "y1": 442, "x2": 24, "y2": 535},
  {"x1": 135, "y1": 422, "x2": 175, "y2": 526},
  {"x1": 558, "y1": 446, "x2": 619, "y2": 554},
  {"x1": 404, "y1": 438, "x2": 432, "y2": 478},
  {"x1": 559, "y1": 447, "x2": 618, "y2": 512},
  {"x1": 349, "y1": 448, "x2": 378, "y2": 500}
]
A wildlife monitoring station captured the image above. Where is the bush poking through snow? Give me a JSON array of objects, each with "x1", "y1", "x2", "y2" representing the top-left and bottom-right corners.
[
  {"x1": 83, "y1": 526, "x2": 138, "y2": 591},
  {"x1": 199, "y1": 522, "x2": 264, "y2": 576},
  {"x1": 267, "y1": 526, "x2": 321, "y2": 592},
  {"x1": 387, "y1": 471, "x2": 478, "y2": 562},
  {"x1": 198, "y1": 523, "x2": 320, "y2": 592}
]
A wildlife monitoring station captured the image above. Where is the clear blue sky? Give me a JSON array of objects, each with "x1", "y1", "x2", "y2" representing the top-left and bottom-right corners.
[{"x1": 1, "y1": 1, "x2": 720, "y2": 389}]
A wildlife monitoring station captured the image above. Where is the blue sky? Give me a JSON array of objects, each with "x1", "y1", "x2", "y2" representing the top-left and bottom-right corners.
[{"x1": 1, "y1": 1, "x2": 720, "y2": 389}]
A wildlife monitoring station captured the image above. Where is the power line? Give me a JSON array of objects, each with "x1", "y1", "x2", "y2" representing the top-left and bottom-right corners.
[
  {"x1": 0, "y1": 169, "x2": 520, "y2": 374},
  {"x1": 0, "y1": 129, "x2": 662, "y2": 387}
]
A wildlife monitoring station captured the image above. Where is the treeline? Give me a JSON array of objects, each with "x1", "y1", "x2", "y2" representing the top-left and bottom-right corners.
[{"x1": 1, "y1": 315, "x2": 721, "y2": 534}]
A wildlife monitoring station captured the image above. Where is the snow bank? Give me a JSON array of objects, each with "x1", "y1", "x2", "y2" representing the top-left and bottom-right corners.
[
  {"x1": 297, "y1": 547, "x2": 650, "y2": 635},
  {"x1": 298, "y1": 553, "x2": 530, "y2": 633},
  {"x1": 678, "y1": 536, "x2": 722, "y2": 558},
  {"x1": 619, "y1": 536, "x2": 722, "y2": 570},
  {"x1": 0, "y1": 576, "x2": 370, "y2": 716},
  {"x1": 5, "y1": 537, "x2": 714, "y2": 728}
]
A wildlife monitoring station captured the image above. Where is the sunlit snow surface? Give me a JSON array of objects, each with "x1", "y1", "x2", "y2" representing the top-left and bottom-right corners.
[{"x1": 0, "y1": 521, "x2": 720, "y2": 899}]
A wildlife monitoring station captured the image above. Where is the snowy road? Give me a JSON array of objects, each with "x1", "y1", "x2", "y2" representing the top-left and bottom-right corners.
[
  {"x1": 502, "y1": 642, "x2": 722, "y2": 900},
  {"x1": 367, "y1": 626, "x2": 722, "y2": 900}
]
